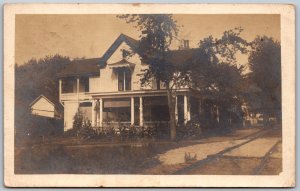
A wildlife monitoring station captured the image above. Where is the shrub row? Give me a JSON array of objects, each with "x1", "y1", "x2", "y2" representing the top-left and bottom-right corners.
[{"x1": 70, "y1": 110, "x2": 205, "y2": 140}]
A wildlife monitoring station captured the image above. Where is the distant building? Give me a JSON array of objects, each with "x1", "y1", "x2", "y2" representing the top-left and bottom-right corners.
[
  {"x1": 30, "y1": 95, "x2": 62, "y2": 119},
  {"x1": 57, "y1": 33, "x2": 200, "y2": 131}
]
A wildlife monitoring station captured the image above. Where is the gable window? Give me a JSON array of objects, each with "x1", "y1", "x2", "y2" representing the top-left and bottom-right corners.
[
  {"x1": 118, "y1": 69, "x2": 131, "y2": 91},
  {"x1": 152, "y1": 78, "x2": 161, "y2": 90}
]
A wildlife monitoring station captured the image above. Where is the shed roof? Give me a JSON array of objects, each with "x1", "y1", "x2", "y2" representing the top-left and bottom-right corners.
[
  {"x1": 30, "y1": 94, "x2": 55, "y2": 107},
  {"x1": 30, "y1": 94, "x2": 64, "y2": 118}
]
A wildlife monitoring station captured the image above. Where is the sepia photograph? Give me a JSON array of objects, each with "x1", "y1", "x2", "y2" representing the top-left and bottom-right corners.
[{"x1": 4, "y1": 4, "x2": 295, "y2": 187}]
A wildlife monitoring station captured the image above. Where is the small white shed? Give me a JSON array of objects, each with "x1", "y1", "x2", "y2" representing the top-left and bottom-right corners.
[{"x1": 30, "y1": 95, "x2": 58, "y2": 118}]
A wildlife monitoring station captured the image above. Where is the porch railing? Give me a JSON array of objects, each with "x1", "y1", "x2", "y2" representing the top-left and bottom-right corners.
[
  {"x1": 96, "y1": 121, "x2": 170, "y2": 129},
  {"x1": 60, "y1": 92, "x2": 91, "y2": 101}
]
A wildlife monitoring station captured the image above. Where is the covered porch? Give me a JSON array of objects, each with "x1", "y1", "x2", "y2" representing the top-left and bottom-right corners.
[{"x1": 90, "y1": 91, "x2": 193, "y2": 129}]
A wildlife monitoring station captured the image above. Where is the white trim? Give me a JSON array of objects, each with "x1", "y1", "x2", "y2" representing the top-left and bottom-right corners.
[
  {"x1": 92, "y1": 100, "x2": 96, "y2": 126},
  {"x1": 131, "y1": 97, "x2": 134, "y2": 125},
  {"x1": 139, "y1": 96, "x2": 143, "y2": 126},
  {"x1": 99, "y1": 98, "x2": 103, "y2": 127},
  {"x1": 184, "y1": 95, "x2": 188, "y2": 124},
  {"x1": 59, "y1": 79, "x2": 62, "y2": 100},
  {"x1": 88, "y1": 88, "x2": 190, "y2": 97},
  {"x1": 31, "y1": 109, "x2": 54, "y2": 113}
]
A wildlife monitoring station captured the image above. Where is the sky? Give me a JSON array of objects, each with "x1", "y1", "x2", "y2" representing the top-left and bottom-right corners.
[{"x1": 15, "y1": 14, "x2": 280, "y2": 65}]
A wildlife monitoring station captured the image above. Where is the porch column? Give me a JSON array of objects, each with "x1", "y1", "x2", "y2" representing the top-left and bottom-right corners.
[
  {"x1": 184, "y1": 95, "x2": 188, "y2": 124},
  {"x1": 131, "y1": 97, "x2": 134, "y2": 125},
  {"x1": 139, "y1": 97, "x2": 143, "y2": 126},
  {"x1": 76, "y1": 78, "x2": 80, "y2": 106},
  {"x1": 59, "y1": 79, "x2": 62, "y2": 101},
  {"x1": 175, "y1": 96, "x2": 178, "y2": 123},
  {"x1": 91, "y1": 100, "x2": 96, "y2": 126},
  {"x1": 99, "y1": 98, "x2": 103, "y2": 127},
  {"x1": 187, "y1": 97, "x2": 191, "y2": 121}
]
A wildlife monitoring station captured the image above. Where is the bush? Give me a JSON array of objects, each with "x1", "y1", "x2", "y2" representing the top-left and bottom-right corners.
[
  {"x1": 72, "y1": 109, "x2": 85, "y2": 132},
  {"x1": 70, "y1": 109, "x2": 93, "y2": 138},
  {"x1": 177, "y1": 117, "x2": 202, "y2": 140},
  {"x1": 69, "y1": 112, "x2": 172, "y2": 141}
]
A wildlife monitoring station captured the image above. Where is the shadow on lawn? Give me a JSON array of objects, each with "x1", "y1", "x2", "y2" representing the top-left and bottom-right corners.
[{"x1": 15, "y1": 140, "x2": 193, "y2": 174}]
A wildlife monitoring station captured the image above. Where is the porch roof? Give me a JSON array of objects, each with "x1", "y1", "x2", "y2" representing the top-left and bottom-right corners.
[
  {"x1": 88, "y1": 88, "x2": 191, "y2": 99},
  {"x1": 57, "y1": 58, "x2": 101, "y2": 78}
]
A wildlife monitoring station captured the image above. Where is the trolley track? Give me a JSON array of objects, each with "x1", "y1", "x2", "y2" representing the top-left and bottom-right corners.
[{"x1": 173, "y1": 127, "x2": 279, "y2": 175}]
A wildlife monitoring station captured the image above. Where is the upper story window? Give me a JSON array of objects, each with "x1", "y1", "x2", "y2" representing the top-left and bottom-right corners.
[
  {"x1": 79, "y1": 77, "x2": 89, "y2": 92},
  {"x1": 61, "y1": 76, "x2": 89, "y2": 93},
  {"x1": 152, "y1": 78, "x2": 161, "y2": 90},
  {"x1": 61, "y1": 77, "x2": 76, "y2": 93},
  {"x1": 118, "y1": 69, "x2": 131, "y2": 91}
]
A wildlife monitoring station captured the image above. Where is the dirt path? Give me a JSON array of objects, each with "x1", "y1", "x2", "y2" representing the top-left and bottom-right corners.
[
  {"x1": 178, "y1": 128, "x2": 281, "y2": 175},
  {"x1": 158, "y1": 139, "x2": 247, "y2": 165},
  {"x1": 143, "y1": 127, "x2": 281, "y2": 175},
  {"x1": 224, "y1": 137, "x2": 280, "y2": 158}
]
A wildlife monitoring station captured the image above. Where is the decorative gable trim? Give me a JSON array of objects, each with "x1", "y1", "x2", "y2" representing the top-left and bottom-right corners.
[{"x1": 99, "y1": 33, "x2": 138, "y2": 67}]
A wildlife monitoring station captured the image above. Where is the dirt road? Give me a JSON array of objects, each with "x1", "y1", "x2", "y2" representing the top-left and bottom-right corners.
[{"x1": 144, "y1": 127, "x2": 282, "y2": 175}]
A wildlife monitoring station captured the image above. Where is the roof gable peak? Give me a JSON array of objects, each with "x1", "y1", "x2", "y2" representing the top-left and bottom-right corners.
[
  {"x1": 29, "y1": 94, "x2": 55, "y2": 107},
  {"x1": 99, "y1": 33, "x2": 138, "y2": 67}
]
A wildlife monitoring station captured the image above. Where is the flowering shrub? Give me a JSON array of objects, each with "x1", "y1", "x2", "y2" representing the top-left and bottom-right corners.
[
  {"x1": 177, "y1": 117, "x2": 202, "y2": 140},
  {"x1": 69, "y1": 112, "x2": 172, "y2": 140}
]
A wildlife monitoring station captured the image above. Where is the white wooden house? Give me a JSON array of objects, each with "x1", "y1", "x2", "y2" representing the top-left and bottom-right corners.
[{"x1": 57, "y1": 34, "x2": 201, "y2": 131}]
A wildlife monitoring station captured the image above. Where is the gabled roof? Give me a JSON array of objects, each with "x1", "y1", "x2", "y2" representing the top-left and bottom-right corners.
[
  {"x1": 30, "y1": 94, "x2": 64, "y2": 117},
  {"x1": 57, "y1": 34, "x2": 200, "y2": 79},
  {"x1": 30, "y1": 94, "x2": 55, "y2": 107},
  {"x1": 99, "y1": 33, "x2": 139, "y2": 67},
  {"x1": 166, "y1": 48, "x2": 199, "y2": 66},
  {"x1": 57, "y1": 58, "x2": 101, "y2": 78}
]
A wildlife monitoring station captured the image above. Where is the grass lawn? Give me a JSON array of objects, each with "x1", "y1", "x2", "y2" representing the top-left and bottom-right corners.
[
  {"x1": 14, "y1": 126, "x2": 271, "y2": 174},
  {"x1": 15, "y1": 137, "x2": 196, "y2": 174}
]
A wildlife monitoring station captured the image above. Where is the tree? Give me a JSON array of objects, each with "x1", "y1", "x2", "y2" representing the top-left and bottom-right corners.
[
  {"x1": 15, "y1": 55, "x2": 71, "y2": 134},
  {"x1": 248, "y1": 36, "x2": 281, "y2": 120},
  {"x1": 117, "y1": 14, "x2": 184, "y2": 140},
  {"x1": 189, "y1": 28, "x2": 249, "y2": 129}
]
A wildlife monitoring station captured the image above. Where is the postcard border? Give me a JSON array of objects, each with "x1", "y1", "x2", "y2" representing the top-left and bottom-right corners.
[{"x1": 4, "y1": 3, "x2": 295, "y2": 187}]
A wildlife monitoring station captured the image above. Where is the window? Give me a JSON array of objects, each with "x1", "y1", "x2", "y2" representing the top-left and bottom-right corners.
[
  {"x1": 152, "y1": 78, "x2": 161, "y2": 90},
  {"x1": 79, "y1": 77, "x2": 89, "y2": 92},
  {"x1": 61, "y1": 77, "x2": 76, "y2": 93},
  {"x1": 118, "y1": 69, "x2": 131, "y2": 91},
  {"x1": 61, "y1": 77, "x2": 90, "y2": 93}
]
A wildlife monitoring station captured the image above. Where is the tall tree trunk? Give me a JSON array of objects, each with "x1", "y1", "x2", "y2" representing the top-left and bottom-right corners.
[{"x1": 166, "y1": 85, "x2": 176, "y2": 141}]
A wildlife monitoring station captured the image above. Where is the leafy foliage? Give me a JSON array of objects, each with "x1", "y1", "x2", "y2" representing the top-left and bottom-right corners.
[
  {"x1": 177, "y1": 117, "x2": 202, "y2": 140},
  {"x1": 188, "y1": 28, "x2": 249, "y2": 128},
  {"x1": 247, "y1": 36, "x2": 281, "y2": 118},
  {"x1": 118, "y1": 14, "x2": 181, "y2": 140},
  {"x1": 15, "y1": 55, "x2": 71, "y2": 134},
  {"x1": 117, "y1": 14, "x2": 180, "y2": 86}
]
